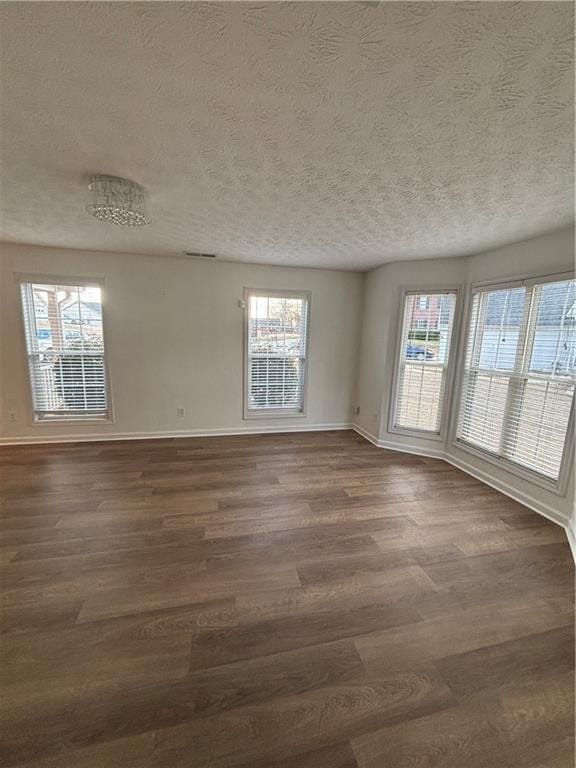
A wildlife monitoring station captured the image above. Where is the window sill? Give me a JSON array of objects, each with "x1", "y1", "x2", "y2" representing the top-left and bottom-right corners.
[
  {"x1": 389, "y1": 425, "x2": 444, "y2": 441},
  {"x1": 243, "y1": 409, "x2": 307, "y2": 420},
  {"x1": 450, "y1": 436, "x2": 567, "y2": 496},
  {"x1": 32, "y1": 416, "x2": 114, "y2": 426}
]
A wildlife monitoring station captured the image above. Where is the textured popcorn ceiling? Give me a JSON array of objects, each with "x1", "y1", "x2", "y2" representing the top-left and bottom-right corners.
[{"x1": 0, "y1": 2, "x2": 573, "y2": 270}]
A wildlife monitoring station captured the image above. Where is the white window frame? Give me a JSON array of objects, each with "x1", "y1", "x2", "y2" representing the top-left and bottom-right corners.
[
  {"x1": 243, "y1": 287, "x2": 311, "y2": 419},
  {"x1": 449, "y1": 271, "x2": 575, "y2": 494},
  {"x1": 388, "y1": 286, "x2": 461, "y2": 441},
  {"x1": 17, "y1": 273, "x2": 114, "y2": 425}
]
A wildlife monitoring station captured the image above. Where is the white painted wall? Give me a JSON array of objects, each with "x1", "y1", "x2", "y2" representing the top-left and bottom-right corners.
[
  {"x1": 567, "y1": 509, "x2": 576, "y2": 562},
  {"x1": 355, "y1": 255, "x2": 468, "y2": 451},
  {"x1": 355, "y1": 226, "x2": 575, "y2": 525},
  {"x1": 0, "y1": 243, "x2": 364, "y2": 441},
  {"x1": 1, "y1": 229, "x2": 573, "y2": 529},
  {"x1": 449, "y1": 228, "x2": 575, "y2": 526}
]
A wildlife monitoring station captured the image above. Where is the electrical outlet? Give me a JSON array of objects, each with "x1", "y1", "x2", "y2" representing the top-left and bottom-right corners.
[
  {"x1": 177, "y1": 407, "x2": 185, "y2": 417},
  {"x1": 8, "y1": 409, "x2": 17, "y2": 422}
]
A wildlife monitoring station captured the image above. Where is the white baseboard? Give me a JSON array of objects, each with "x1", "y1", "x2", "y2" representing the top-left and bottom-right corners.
[
  {"x1": 3, "y1": 420, "x2": 573, "y2": 561},
  {"x1": 566, "y1": 521, "x2": 576, "y2": 563},
  {"x1": 377, "y1": 438, "x2": 446, "y2": 460},
  {"x1": 0, "y1": 422, "x2": 353, "y2": 446},
  {"x1": 444, "y1": 453, "x2": 569, "y2": 528},
  {"x1": 351, "y1": 424, "x2": 445, "y2": 459},
  {"x1": 352, "y1": 424, "x2": 571, "y2": 534},
  {"x1": 350, "y1": 423, "x2": 380, "y2": 446}
]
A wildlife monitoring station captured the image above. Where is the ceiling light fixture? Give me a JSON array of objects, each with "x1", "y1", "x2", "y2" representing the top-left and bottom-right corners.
[{"x1": 87, "y1": 174, "x2": 149, "y2": 226}]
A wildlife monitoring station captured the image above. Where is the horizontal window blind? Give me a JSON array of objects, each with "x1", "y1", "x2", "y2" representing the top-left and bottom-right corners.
[
  {"x1": 458, "y1": 277, "x2": 575, "y2": 481},
  {"x1": 393, "y1": 291, "x2": 456, "y2": 433},
  {"x1": 20, "y1": 280, "x2": 110, "y2": 420},
  {"x1": 246, "y1": 291, "x2": 309, "y2": 413}
]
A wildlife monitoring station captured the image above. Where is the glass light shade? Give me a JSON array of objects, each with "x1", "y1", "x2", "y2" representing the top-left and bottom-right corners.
[{"x1": 87, "y1": 175, "x2": 149, "y2": 226}]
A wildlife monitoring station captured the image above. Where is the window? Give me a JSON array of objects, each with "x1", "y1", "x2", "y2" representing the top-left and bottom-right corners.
[
  {"x1": 392, "y1": 291, "x2": 457, "y2": 434},
  {"x1": 20, "y1": 278, "x2": 110, "y2": 421},
  {"x1": 245, "y1": 289, "x2": 309, "y2": 416},
  {"x1": 457, "y1": 276, "x2": 575, "y2": 482}
]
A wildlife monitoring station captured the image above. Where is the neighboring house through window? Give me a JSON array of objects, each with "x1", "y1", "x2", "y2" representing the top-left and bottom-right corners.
[
  {"x1": 457, "y1": 275, "x2": 576, "y2": 482},
  {"x1": 244, "y1": 289, "x2": 310, "y2": 416},
  {"x1": 392, "y1": 291, "x2": 457, "y2": 434},
  {"x1": 19, "y1": 278, "x2": 110, "y2": 421}
]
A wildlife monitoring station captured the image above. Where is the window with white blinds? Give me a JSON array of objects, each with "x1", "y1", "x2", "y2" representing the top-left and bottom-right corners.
[
  {"x1": 457, "y1": 276, "x2": 576, "y2": 482},
  {"x1": 20, "y1": 279, "x2": 110, "y2": 421},
  {"x1": 392, "y1": 291, "x2": 457, "y2": 434},
  {"x1": 245, "y1": 290, "x2": 309, "y2": 415}
]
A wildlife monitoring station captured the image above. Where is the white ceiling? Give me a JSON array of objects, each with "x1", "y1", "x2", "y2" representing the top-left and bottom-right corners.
[{"x1": 0, "y1": 2, "x2": 573, "y2": 271}]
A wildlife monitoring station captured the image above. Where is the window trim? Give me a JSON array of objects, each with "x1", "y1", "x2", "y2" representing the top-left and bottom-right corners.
[
  {"x1": 242, "y1": 287, "x2": 311, "y2": 420},
  {"x1": 16, "y1": 273, "x2": 115, "y2": 425},
  {"x1": 388, "y1": 286, "x2": 462, "y2": 442},
  {"x1": 448, "y1": 270, "x2": 575, "y2": 495}
]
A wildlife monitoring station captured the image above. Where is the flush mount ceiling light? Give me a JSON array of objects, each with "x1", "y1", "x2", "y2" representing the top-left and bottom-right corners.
[{"x1": 87, "y1": 175, "x2": 149, "y2": 226}]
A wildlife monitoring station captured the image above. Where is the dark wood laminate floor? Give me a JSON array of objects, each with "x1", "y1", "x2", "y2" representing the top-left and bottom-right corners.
[{"x1": 0, "y1": 430, "x2": 573, "y2": 768}]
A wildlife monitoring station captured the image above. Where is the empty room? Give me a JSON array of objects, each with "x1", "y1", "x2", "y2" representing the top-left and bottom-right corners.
[{"x1": 0, "y1": 2, "x2": 574, "y2": 767}]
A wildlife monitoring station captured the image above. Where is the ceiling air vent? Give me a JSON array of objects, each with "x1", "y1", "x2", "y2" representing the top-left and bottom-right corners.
[{"x1": 183, "y1": 251, "x2": 216, "y2": 258}]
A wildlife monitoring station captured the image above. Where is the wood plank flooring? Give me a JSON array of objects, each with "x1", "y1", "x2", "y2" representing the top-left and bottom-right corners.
[{"x1": 0, "y1": 429, "x2": 573, "y2": 767}]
